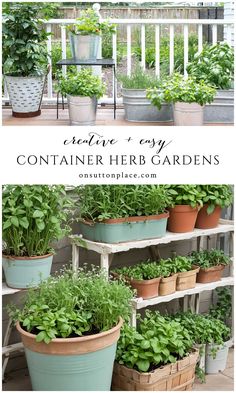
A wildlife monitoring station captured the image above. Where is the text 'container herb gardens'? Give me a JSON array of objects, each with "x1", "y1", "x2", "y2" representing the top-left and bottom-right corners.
[
  {"x1": 8, "y1": 267, "x2": 133, "y2": 391},
  {"x1": 66, "y1": 8, "x2": 115, "y2": 61},
  {"x1": 56, "y1": 68, "x2": 106, "y2": 126},
  {"x1": 77, "y1": 185, "x2": 171, "y2": 243},
  {"x1": 2, "y1": 185, "x2": 72, "y2": 288},
  {"x1": 118, "y1": 67, "x2": 173, "y2": 123},
  {"x1": 2, "y1": 3, "x2": 57, "y2": 117}
]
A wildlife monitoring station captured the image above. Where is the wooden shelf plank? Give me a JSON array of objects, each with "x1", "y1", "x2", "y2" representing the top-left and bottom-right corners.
[
  {"x1": 2, "y1": 283, "x2": 23, "y2": 296},
  {"x1": 132, "y1": 276, "x2": 234, "y2": 310},
  {"x1": 70, "y1": 220, "x2": 234, "y2": 254}
]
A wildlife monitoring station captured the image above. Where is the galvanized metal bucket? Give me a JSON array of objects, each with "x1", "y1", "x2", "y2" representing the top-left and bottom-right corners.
[
  {"x1": 4, "y1": 75, "x2": 45, "y2": 117},
  {"x1": 174, "y1": 102, "x2": 204, "y2": 126},
  {"x1": 204, "y1": 89, "x2": 234, "y2": 124},
  {"x1": 122, "y1": 88, "x2": 173, "y2": 122},
  {"x1": 69, "y1": 34, "x2": 100, "y2": 60},
  {"x1": 205, "y1": 341, "x2": 230, "y2": 374},
  {"x1": 67, "y1": 95, "x2": 97, "y2": 126}
]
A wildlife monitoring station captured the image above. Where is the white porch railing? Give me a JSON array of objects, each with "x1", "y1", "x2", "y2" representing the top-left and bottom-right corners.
[{"x1": 3, "y1": 17, "x2": 234, "y2": 104}]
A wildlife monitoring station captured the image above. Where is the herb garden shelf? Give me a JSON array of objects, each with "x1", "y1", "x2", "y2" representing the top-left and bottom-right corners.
[{"x1": 70, "y1": 218, "x2": 234, "y2": 327}]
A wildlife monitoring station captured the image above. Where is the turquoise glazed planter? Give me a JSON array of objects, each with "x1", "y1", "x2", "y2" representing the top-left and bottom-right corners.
[
  {"x1": 2, "y1": 254, "x2": 53, "y2": 289},
  {"x1": 79, "y1": 212, "x2": 169, "y2": 243},
  {"x1": 16, "y1": 318, "x2": 123, "y2": 391}
]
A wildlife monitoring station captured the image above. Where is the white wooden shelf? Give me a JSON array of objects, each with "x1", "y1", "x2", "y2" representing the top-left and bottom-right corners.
[
  {"x1": 70, "y1": 219, "x2": 234, "y2": 256},
  {"x1": 132, "y1": 276, "x2": 234, "y2": 310},
  {"x1": 2, "y1": 282, "x2": 23, "y2": 296}
]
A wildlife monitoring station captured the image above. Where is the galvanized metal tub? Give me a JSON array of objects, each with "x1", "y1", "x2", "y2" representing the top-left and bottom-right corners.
[
  {"x1": 4, "y1": 75, "x2": 45, "y2": 117},
  {"x1": 174, "y1": 102, "x2": 204, "y2": 126},
  {"x1": 69, "y1": 34, "x2": 100, "y2": 60},
  {"x1": 204, "y1": 89, "x2": 234, "y2": 124},
  {"x1": 122, "y1": 88, "x2": 173, "y2": 122},
  {"x1": 205, "y1": 341, "x2": 230, "y2": 374},
  {"x1": 67, "y1": 95, "x2": 97, "y2": 126}
]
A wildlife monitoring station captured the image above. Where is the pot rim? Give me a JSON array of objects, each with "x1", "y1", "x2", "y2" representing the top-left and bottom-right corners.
[
  {"x1": 80, "y1": 211, "x2": 169, "y2": 226},
  {"x1": 198, "y1": 264, "x2": 225, "y2": 272},
  {"x1": 168, "y1": 205, "x2": 199, "y2": 212},
  {"x1": 2, "y1": 253, "x2": 54, "y2": 261}
]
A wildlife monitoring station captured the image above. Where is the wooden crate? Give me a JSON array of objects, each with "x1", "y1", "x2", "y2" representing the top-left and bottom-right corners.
[{"x1": 112, "y1": 349, "x2": 199, "y2": 391}]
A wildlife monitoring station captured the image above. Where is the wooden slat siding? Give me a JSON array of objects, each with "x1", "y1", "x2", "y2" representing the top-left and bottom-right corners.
[
  {"x1": 212, "y1": 24, "x2": 218, "y2": 44},
  {"x1": 198, "y1": 24, "x2": 203, "y2": 53},
  {"x1": 46, "y1": 24, "x2": 53, "y2": 99},
  {"x1": 155, "y1": 24, "x2": 160, "y2": 77},
  {"x1": 127, "y1": 24, "x2": 131, "y2": 76}
]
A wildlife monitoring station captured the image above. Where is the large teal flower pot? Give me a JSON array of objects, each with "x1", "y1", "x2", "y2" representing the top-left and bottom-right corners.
[
  {"x1": 2, "y1": 254, "x2": 53, "y2": 289},
  {"x1": 79, "y1": 212, "x2": 169, "y2": 243},
  {"x1": 17, "y1": 318, "x2": 123, "y2": 391}
]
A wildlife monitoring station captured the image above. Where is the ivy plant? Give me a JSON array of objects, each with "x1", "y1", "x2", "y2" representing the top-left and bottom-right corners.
[
  {"x1": 209, "y1": 287, "x2": 232, "y2": 323},
  {"x1": 2, "y1": 185, "x2": 73, "y2": 257},
  {"x1": 2, "y1": 2, "x2": 58, "y2": 76},
  {"x1": 66, "y1": 8, "x2": 115, "y2": 35},
  {"x1": 164, "y1": 184, "x2": 204, "y2": 208},
  {"x1": 187, "y1": 42, "x2": 234, "y2": 90},
  {"x1": 76, "y1": 185, "x2": 172, "y2": 222},
  {"x1": 147, "y1": 73, "x2": 216, "y2": 109},
  {"x1": 190, "y1": 249, "x2": 231, "y2": 269},
  {"x1": 199, "y1": 185, "x2": 233, "y2": 214},
  {"x1": 8, "y1": 267, "x2": 133, "y2": 344},
  {"x1": 55, "y1": 68, "x2": 106, "y2": 98},
  {"x1": 116, "y1": 310, "x2": 193, "y2": 372}
]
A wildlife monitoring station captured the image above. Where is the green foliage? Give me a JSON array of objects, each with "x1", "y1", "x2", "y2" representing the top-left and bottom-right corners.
[
  {"x1": 66, "y1": 8, "x2": 115, "y2": 35},
  {"x1": 134, "y1": 34, "x2": 199, "y2": 75},
  {"x1": 2, "y1": 185, "x2": 73, "y2": 257},
  {"x1": 76, "y1": 185, "x2": 172, "y2": 221},
  {"x1": 209, "y1": 287, "x2": 232, "y2": 323},
  {"x1": 8, "y1": 267, "x2": 133, "y2": 343},
  {"x1": 2, "y1": 2, "x2": 58, "y2": 76},
  {"x1": 190, "y1": 249, "x2": 231, "y2": 269},
  {"x1": 171, "y1": 256, "x2": 194, "y2": 273},
  {"x1": 118, "y1": 66, "x2": 160, "y2": 89},
  {"x1": 164, "y1": 184, "x2": 204, "y2": 208},
  {"x1": 147, "y1": 73, "x2": 216, "y2": 108},
  {"x1": 199, "y1": 185, "x2": 233, "y2": 214},
  {"x1": 55, "y1": 68, "x2": 106, "y2": 98},
  {"x1": 116, "y1": 310, "x2": 193, "y2": 372},
  {"x1": 195, "y1": 365, "x2": 206, "y2": 383},
  {"x1": 51, "y1": 42, "x2": 74, "y2": 79},
  {"x1": 187, "y1": 42, "x2": 234, "y2": 90}
]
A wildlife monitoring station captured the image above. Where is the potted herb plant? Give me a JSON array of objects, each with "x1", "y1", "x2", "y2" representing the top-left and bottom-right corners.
[
  {"x1": 8, "y1": 267, "x2": 133, "y2": 390},
  {"x1": 190, "y1": 249, "x2": 231, "y2": 283},
  {"x1": 113, "y1": 310, "x2": 198, "y2": 390},
  {"x1": 55, "y1": 68, "x2": 106, "y2": 125},
  {"x1": 66, "y1": 8, "x2": 115, "y2": 60},
  {"x1": 2, "y1": 3, "x2": 55, "y2": 117},
  {"x1": 76, "y1": 185, "x2": 171, "y2": 243},
  {"x1": 195, "y1": 185, "x2": 233, "y2": 229},
  {"x1": 171, "y1": 256, "x2": 199, "y2": 291},
  {"x1": 2, "y1": 185, "x2": 72, "y2": 289},
  {"x1": 187, "y1": 42, "x2": 234, "y2": 123},
  {"x1": 118, "y1": 66, "x2": 173, "y2": 122},
  {"x1": 147, "y1": 73, "x2": 216, "y2": 126},
  {"x1": 165, "y1": 184, "x2": 204, "y2": 233}
]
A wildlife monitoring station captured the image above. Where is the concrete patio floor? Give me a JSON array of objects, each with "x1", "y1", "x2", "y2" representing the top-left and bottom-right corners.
[
  {"x1": 2, "y1": 106, "x2": 234, "y2": 126},
  {"x1": 2, "y1": 348, "x2": 234, "y2": 391}
]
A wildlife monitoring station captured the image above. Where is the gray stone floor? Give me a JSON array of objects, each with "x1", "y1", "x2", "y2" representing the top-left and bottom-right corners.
[{"x1": 2, "y1": 349, "x2": 234, "y2": 391}]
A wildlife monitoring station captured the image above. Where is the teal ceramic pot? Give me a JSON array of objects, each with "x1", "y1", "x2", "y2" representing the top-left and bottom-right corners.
[
  {"x1": 79, "y1": 212, "x2": 169, "y2": 243},
  {"x1": 16, "y1": 318, "x2": 123, "y2": 391},
  {"x1": 2, "y1": 254, "x2": 53, "y2": 289}
]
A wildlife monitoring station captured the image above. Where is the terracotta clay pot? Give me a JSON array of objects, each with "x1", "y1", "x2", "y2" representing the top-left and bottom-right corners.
[
  {"x1": 195, "y1": 205, "x2": 222, "y2": 229},
  {"x1": 167, "y1": 205, "x2": 199, "y2": 233},
  {"x1": 176, "y1": 266, "x2": 200, "y2": 291},
  {"x1": 197, "y1": 264, "x2": 225, "y2": 283},
  {"x1": 129, "y1": 277, "x2": 161, "y2": 299},
  {"x1": 159, "y1": 273, "x2": 178, "y2": 296}
]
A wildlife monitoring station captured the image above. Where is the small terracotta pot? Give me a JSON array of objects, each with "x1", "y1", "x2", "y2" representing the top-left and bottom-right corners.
[
  {"x1": 167, "y1": 205, "x2": 199, "y2": 233},
  {"x1": 129, "y1": 277, "x2": 161, "y2": 299},
  {"x1": 176, "y1": 265, "x2": 200, "y2": 291},
  {"x1": 196, "y1": 265, "x2": 225, "y2": 283},
  {"x1": 159, "y1": 274, "x2": 178, "y2": 296},
  {"x1": 195, "y1": 205, "x2": 222, "y2": 229}
]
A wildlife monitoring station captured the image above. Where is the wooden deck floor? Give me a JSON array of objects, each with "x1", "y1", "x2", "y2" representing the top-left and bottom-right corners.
[{"x1": 2, "y1": 106, "x2": 234, "y2": 126}]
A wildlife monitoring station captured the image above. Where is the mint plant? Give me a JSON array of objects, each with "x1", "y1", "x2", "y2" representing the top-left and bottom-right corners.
[
  {"x1": 8, "y1": 267, "x2": 133, "y2": 344},
  {"x1": 164, "y1": 184, "x2": 204, "y2": 208},
  {"x1": 190, "y1": 249, "x2": 231, "y2": 269},
  {"x1": 171, "y1": 256, "x2": 194, "y2": 272},
  {"x1": 66, "y1": 8, "x2": 115, "y2": 36},
  {"x1": 187, "y1": 42, "x2": 234, "y2": 90},
  {"x1": 199, "y1": 185, "x2": 233, "y2": 214},
  {"x1": 2, "y1": 185, "x2": 73, "y2": 257},
  {"x1": 147, "y1": 74, "x2": 216, "y2": 109}
]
